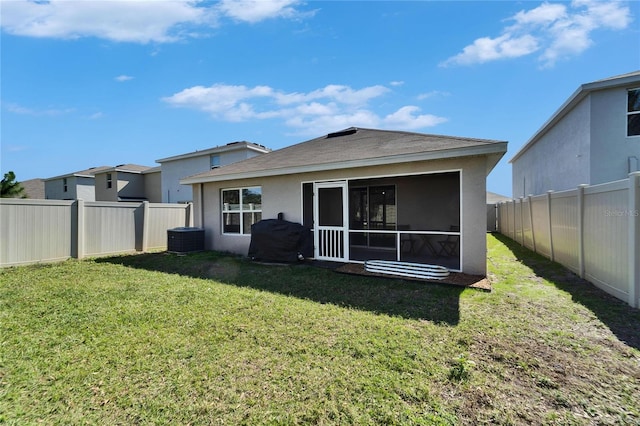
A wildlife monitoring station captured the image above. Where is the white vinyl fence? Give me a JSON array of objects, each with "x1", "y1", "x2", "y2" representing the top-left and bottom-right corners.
[
  {"x1": 0, "y1": 199, "x2": 193, "y2": 267},
  {"x1": 497, "y1": 172, "x2": 640, "y2": 308}
]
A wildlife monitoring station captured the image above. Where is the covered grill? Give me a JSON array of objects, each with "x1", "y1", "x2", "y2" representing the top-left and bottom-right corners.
[{"x1": 248, "y1": 219, "x2": 313, "y2": 263}]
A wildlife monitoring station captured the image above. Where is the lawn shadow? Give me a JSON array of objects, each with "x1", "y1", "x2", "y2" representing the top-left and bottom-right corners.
[
  {"x1": 492, "y1": 233, "x2": 640, "y2": 350},
  {"x1": 95, "y1": 251, "x2": 463, "y2": 325}
]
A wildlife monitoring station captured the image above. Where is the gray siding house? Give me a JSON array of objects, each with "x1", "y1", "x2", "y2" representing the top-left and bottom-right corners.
[
  {"x1": 157, "y1": 142, "x2": 271, "y2": 203},
  {"x1": 44, "y1": 166, "x2": 111, "y2": 201},
  {"x1": 511, "y1": 71, "x2": 640, "y2": 198},
  {"x1": 182, "y1": 128, "x2": 507, "y2": 276}
]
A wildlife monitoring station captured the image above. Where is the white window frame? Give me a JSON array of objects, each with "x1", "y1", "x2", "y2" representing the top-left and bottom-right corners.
[
  {"x1": 221, "y1": 186, "x2": 262, "y2": 235},
  {"x1": 106, "y1": 173, "x2": 113, "y2": 189},
  {"x1": 63, "y1": 178, "x2": 68, "y2": 192},
  {"x1": 627, "y1": 87, "x2": 640, "y2": 137}
]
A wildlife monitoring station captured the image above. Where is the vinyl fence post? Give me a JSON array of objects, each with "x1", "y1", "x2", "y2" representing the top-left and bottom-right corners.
[
  {"x1": 186, "y1": 202, "x2": 193, "y2": 227},
  {"x1": 512, "y1": 200, "x2": 516, "y2": 241},
  {"x1": 547, "y1": 191, "x2": 554, "y2": 262},
  {"x1": 519, "y1": 197, "x2": 525, "y2": 246},
  {"x1": 76, "y1": 199, "x2": 85, "y2": 259},
  {"x1": 628, "y1": 172, "x2": 640, "y2": 308},
  {"x1": 577, "y1": 184, "x2": 588, "y2": 279},
  {"x1": 528, "y1": 195, "x2": 536, "y2": 253},
  {"x1": 141, "y1": 201, "x2": 150, "y2": 252}
]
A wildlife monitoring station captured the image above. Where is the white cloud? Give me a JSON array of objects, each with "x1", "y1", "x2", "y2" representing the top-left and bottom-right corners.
[
  {"x1": 441, "y1": 0, "x2": 632, "y2": 68},
  {"x1": 417, "y1": 90, "x2": 450, "y2": 100},
  {"x1": 88, "y1": 112, "x2": 104, "y2": 120},
  {"x1": 115, "y1": 75, "x2": 134, "y2": 82},
  {"x1": 4, "y1": 102, "x2": 75, "y2": 116},
  {"x1": 5, "y1": 144, "x2": 29, "y2": 153},
  {"x1": 0, "y1": 0, "x2": 309, "y2": 43},
  {"x1": 216, "y1": 0, "x2": 305, "y2": 23},
  {"x1": 163, "y1": 83, "x2": 447, "y2": 135},
  {"x1": 383, "y1": 106, "x2": 448, "y2": 129}
]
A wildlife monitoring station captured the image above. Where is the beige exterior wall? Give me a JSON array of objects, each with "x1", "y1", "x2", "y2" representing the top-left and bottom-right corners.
[
  {"x1": 116, "y1": 172, "x2": 146, "y2": 199},
  {"x1": 94, "y1": 172, "x2": 118, "y2": 201},
  {"x1": 45, "y1": 176, "x2": 96, "y2": 201},
  {"x1": 194, "y1": 156, "x2": 489, "y2": 275},
  {"x1": 144, "y1": 171, "x2": 162, "y2": 203}
]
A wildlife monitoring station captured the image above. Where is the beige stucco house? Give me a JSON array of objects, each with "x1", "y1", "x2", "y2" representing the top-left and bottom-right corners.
[
  {"x1": 94, "y1": 164, "x2": 161, "y2": 202},
  {"x1": 156, "y1": 141, "x2": 271, "y2": 203},
  {"x1": 44, "y1": 166, "x2": 112, "y2": 201},
  {"x1": 182, "y1": 128, "x2": 507, "y2": 275}
]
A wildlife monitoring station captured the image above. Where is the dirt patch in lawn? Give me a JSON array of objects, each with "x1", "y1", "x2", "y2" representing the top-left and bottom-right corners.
[{"x1": 335, "y1": 262, "x2": 491, "y2": 291}]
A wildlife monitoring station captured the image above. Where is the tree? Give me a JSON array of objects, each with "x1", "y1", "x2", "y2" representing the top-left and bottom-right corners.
[{"x1": 1, "y1": 171, "x2": 26, "y2": 198}]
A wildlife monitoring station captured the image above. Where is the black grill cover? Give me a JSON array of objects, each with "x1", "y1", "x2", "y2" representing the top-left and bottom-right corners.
[{"x1": 248, "y1": 219, "x2": 313, "y2": 262}]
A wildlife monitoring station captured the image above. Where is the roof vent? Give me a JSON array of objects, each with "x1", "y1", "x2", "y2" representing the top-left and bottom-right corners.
[{"x1": 327, "y1": 127, "x2": 357, "y2": 138}]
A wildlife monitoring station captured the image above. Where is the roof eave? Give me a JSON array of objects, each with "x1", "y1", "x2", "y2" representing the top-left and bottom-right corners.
[
  {"x1": 156, "y1": 142, "x2": 270, "y2": 164},
  {"x1": 180, "y1": 142, "x2": 508, "y2": 185},
  {"x1": 44, "y1": 173, "x2": 96, "y2": 181}
]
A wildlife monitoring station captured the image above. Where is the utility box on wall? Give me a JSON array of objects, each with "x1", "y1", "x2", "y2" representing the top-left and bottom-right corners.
[{"x1": 167, "y1": 227, "x2": 204, "y2": 253}]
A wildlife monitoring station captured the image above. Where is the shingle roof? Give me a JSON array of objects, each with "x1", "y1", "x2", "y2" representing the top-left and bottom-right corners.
[
  {"x1": 44, "y1": 166, "x2": 112, "y2": 181},
  {"x1": 156, "y1": 141, "x2": 271, "y2": 163},
  {"x1": 110, "y1": 164, "x2": 154, "y2": 173},
  {"x1": 21, "y1": 178, "x2": 45, "y2": 199},
  {"x1": 181, "y1": 127, "x2": 507, "y2": 184}
]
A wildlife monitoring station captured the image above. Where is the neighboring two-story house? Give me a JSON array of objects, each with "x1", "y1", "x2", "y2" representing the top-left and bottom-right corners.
[
  {"x1": 156, "y1": 141, "x2": 271, "y2": 203},
  {"x1": 511, "y1": 71, "x2": 640, "y2": 198},
  {"x1": 93, "y1": 164, "x2": 162, "y2": 202},
  {"x1": 44, "y1": 166, "x2": 112, "y2": 201}
]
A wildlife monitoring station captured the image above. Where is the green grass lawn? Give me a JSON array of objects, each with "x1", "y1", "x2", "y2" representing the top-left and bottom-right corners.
[{"x1": 1, "y1": 234, "x2": 639, "y2": 425}]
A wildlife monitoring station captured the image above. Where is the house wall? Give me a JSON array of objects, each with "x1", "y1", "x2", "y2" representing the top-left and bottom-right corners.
[
  {"x1": 160, "y1": 149, "x2": 266, "y2": 203},
  {"x1": 162, "y1": 156, "x2": 210, "y2": 204},
  {"x1": 45, "y1": 176, "x2": 96, "y2": 201},
  {"x1": 116, "y1": 172, "x2": 146, "y2": 199},
  {"x1": 45, "y1": 178, "x2": 70, "y2": 200},
  {"x1": 591, "y1": 87, "x2": 640, "y2": 184},
  {"x1": 76, "y1": 177, "x2": 97, "y2": 201},
  {"x1": 144, "y1": 172, "x2": 162, "y2": 203},
  {"x1": 512, "y1": 97, "x2": 591, "y2": 198},
  {"x1": 94, "y1": 173, "x2": 118, "y2": 201},
  {"x1": 194, "y1": 156, "x2": 489, "y2": 275}
]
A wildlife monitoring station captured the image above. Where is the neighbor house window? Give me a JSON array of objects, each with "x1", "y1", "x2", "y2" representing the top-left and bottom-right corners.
[
  {"x1": 222, "y1": 186, "x2": 262, "y2": 234},
  {"x1": 106, "y1": 173, "x2": 112, "y2": 189},
  {"x1": 210, "y1": 155, "x2": 221, "y2": 169},
  {"x1": 63, "y1": 178, "x2": 68, "y2": 192},
  {"x1": 628, "y1": 88, "x2": 640, "y2": 136}
]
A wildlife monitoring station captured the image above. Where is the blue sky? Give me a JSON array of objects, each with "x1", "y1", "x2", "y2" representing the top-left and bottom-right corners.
[{"x1": 1, "y1": 0, "x2": 638, "y2": 197}]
